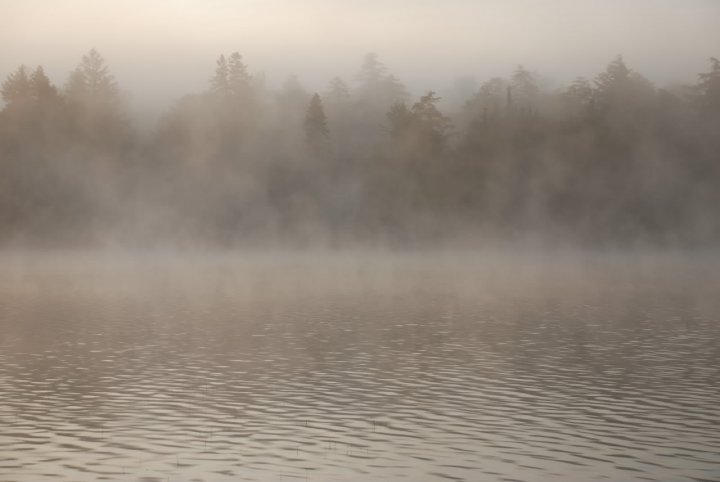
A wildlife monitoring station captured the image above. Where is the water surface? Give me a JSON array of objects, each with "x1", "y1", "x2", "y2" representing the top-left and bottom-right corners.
[{"x1": 1, "y1": 252, "x2": 719, "y2": 481}]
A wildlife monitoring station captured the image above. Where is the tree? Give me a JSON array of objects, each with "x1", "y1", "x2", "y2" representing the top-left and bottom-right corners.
[
  {"x1": 63, "y1": 49, "x2": 127, "y2": 154},
  {"x1": 355, "y1": 53, "x2": 407, "y2": 106},
  {"x1": 227, "y1": 52, "x2": 252, "y2": 99},
  {"x1": 27, "y1": 66, "x2": 63, "y2": 139},
  {"x1": 30, "y1": 66, "x2": 58, "y2": 102},
  {"x1": 411, "y1": 91, "x2": 451, "y2": 153},
  {"x1": 1, "y1": 65, "x2": 61, "y2": 133},
  {"x1": 65, "y1": 49, "x2": 121, "y2": 118},
  {"x1": 387, "y1": 92, "x2": 451, "y2": 155},
  {"x1": 351, "y1": 53, "x2": 409, "y2": 151},
  {"x1": 66, "y1": 49, "x2": 119, "y2": 105},
  {"x1": 326, "y1": 77, "x2": 350, "y2": 107},
  {"x1": 382, "y1": 75, "x2": 408, "y2": 104},
  {"x1": 1, "y1": 66, "x2": 31, "y2": 107},
  {"x1": 64, "y1": 68, "x2": 87, "y2": 102},
  {"x1": 387, "y1": 102, "x2": 413, "y2": 141},
  {"x1": 594, "y1": 55, "x2": 631, "y2": 98},
  {"x1": 304, "y1": 93, "x2": 328, "y2": 150},
  {"x1": 564, "y1": 77, "x2": 594, "y2": 112},
  {"x1": 211, "y1": 54, "x2": 229, "y2": 95},
  {"x1": 592, "y1": 55, "x2": 655, "y2": 136},
  {"x1": 697, "y1": 57, "x2": 720, "y2": 117},
  {"x1": 210, "y1": 52, "x2": 259, "y2": 144},
  {"x1": 593, "y1": 55, "x2": 654, "y2": 111},
  {"x1": 321, "y1": 77, "x2": 352, "y2": 148},
  {"x1": 510, "y1": 65, "x2": 539, "y2": 115},
  {"x1": 207, "y1": 52, "x2": 259, "y2": 154},
  {"x1": 84, "y1": 50, "x2": 116, "y2": 93},
  {"x1": 356, "y1": 52, "x2": 386, "y2": 86},
  {"x1": 467, "y1": 77, "x2": 509, "y2": 121}
]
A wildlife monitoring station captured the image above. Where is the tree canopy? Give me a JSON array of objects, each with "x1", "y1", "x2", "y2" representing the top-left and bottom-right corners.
[{"x1": 1, "y1": 51, "x2": 718, "y2": 248}]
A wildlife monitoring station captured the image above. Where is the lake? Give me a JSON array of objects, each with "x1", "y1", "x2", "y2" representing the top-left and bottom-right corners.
[{"x1": 0, "y1": 252, "x2": 718, "y2": 482}]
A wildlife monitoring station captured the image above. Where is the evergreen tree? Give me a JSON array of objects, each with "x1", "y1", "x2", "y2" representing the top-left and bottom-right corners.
[
  {"x1": 66, "y1": 49, "x2": 119, "y2": 105},
  {"x1": 227, "y1": 52, "x2": 251, "y2": 99},
  {"x1": 65, "y1": 49, "x2": 121, "y2": 114},
  {"x1": 387, "y1": 102, "x2": 413, "y2": 141},
  {"x1": 595, "y1": 56, "x2": 631, "y2": 91},
  {"x1": 467, "y1": 77, "x2": 509, "y2": 120},
  {"x1": 64, "y1": 68, "x2": 88, "y2": 102},
  {"x1": 592, "y1": 55, "x2": 655, "y2": 131},
  {"x1": 326, "y1": 77, "x2": 350, "y2": 106},
  {"x1": 304, "y1": 93, "x2": 328, "y2": 148},
  {"x1": 410, "y1": 91, "x2": 451, "y2": 153},
  {"x1": 355, "y1": 53, "x2": 407, "y2": 105},
  {"x1": 382, "y1": 75, "x2": 408, "y2": 104},
  {"x1": 697, "y1": 57, "x2": 720, "y2": 117},
  {"x1": 211, "y1": 54, "x2": 229, "y2": 95},
  {"x1": 84, "y1": 49, "x2": 116, "y2": 95},
  {"x1": 563, "y1": 77, "x2": 594, "y2": 116},
  {"x1": 387, "y1": 92, "x2": 450, "y2": 155},
  {"x1": 322, "y1": 77, "x2": 352, "y2": 148},
  {"x1": 510, "y1": 65, "x2": 539, "y2": 114},
  {"x1": 1, "y1": 65, "x2": 61, "y2": 133},
  {"x1": 356, "y1": 52, "x2": 386, "y2": 86},
  {"x1": 593, "y1": 55, "x2": 652, "y2": 111},
  {"x1": 30, "y1": 67, "x2": 59, "y2": 102},
  {"x1": 1, "y1": 66, "x2": 32, "y2": 107},
  {"x1": 63, "y1": 49, "x2": 127, "y2": 153}
]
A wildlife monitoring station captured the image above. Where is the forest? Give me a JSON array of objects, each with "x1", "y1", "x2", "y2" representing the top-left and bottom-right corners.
[{"x1": 1, "y1": 50, "x2": 719, "y2": 249}]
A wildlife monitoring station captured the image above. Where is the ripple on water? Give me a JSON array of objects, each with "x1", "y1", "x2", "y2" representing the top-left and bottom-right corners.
[{"x1": 0, "y1": 256, "x2": 719, "y2": 482}]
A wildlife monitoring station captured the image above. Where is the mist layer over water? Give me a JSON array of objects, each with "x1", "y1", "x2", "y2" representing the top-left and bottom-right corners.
[{"x1": 0, "y1": 252, "x2": 719, "y2": 481}]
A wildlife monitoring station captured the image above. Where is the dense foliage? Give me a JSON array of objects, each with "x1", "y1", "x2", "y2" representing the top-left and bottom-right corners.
[{"x1": 1, "y1": 51, "x2": 718, "y2": 248}]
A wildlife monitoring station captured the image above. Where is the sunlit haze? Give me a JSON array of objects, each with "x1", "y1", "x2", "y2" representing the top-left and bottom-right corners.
[
  {"x1": 2, "y1": 0, "x2": 718, "y2": 116},
  {"x1": 2, "y1": 3, "x2": 720, "y2": 480}
]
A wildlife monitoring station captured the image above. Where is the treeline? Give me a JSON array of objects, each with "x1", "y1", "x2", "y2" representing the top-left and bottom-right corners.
[{"x1": 1, "y1": 50, "x2": 719, "y2": 248}]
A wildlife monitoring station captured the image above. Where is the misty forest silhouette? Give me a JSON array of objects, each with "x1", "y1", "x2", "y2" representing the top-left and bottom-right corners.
[{"x1": 1, "y1": 50, "x2": 719, "y2": 248}]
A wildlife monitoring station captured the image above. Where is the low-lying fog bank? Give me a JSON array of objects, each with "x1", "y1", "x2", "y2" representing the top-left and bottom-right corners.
[{"x1": 2, "y1": 249, "x2": 718, "y2": 303}]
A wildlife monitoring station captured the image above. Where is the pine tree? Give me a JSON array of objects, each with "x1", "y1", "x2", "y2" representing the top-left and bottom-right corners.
[
  {"x1": 326, "y1": 77, "x2": 350, "y2": 106},
  {"x1": 594, "y1": 55, "x2": 633, "y2": 108},
  {"x1": 1, "y1": 65, "x2": 31, "y2": 106},
  {"x1": 387, "y1": 92, "x2": 450, "y2": 155},
  {"x1": 356, "y1": 53, "x2": 386, "y2": 86},
  {"x1": 387, "y1": 102, "x2": 413, "y2": 140},
  {"x1": 411, "y1": 91, "x2": 451, "y2": 152},
  {"x1": 697, "y1": 57, "x2": 720, "y2": 117},
  {"x1": 1, "y1": 65, "x2": 60, "y2": 128},
  {"x1": 30, "y1": 66, "x2": 58, "y2": 102},
  {"x1": 211, "y1": 54, "x2": 229, "y2": 95},
  {"x1": 566, "y1": 77, "x2": 593, "y2": 103},
  {"x1": 64, "y1": 68, "x2": 88, "y2": 101},
  {"x1": 63, "y1": 49, "x2": 126, "y2": 147},
  {"x1": 510, "y1": 65, "x2": 539, "y2": 114},
  {"x1": 65, "y1": 49, "x2": 119, "y2": 108},
  {"x1": 83, "y1": 49, "x2": 117, "y2": 96},
  {"x1": 305, "y1": 93, "x2": 328, "y2": 148},
  {"x1": 227, "y1": 52, "x2": 251, "y2": 98},
  {"x1": 595, "y1": 56, "x2": 631, "y2": 89},
  {"x1": 467, "y1": 77, "x2": 509, "y2": 120}
]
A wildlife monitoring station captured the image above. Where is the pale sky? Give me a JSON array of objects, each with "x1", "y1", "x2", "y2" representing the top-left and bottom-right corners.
[{"x1": 1, "y1": 0, "x2": 718, "y2": 116}]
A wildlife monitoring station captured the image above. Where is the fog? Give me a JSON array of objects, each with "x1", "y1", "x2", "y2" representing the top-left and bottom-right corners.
[
  {"x1": 3, "y1": 0, "x2": 718, "y2": 116},
  {"x1": 3, "y1": 5, "x2": 720, "y2": 480},
  {"x1": 1, "y1": 1, "x2": 719, "y2": 250},
  {"x1": 2, "y1": 249, "x2": 720, "y2": 481}
]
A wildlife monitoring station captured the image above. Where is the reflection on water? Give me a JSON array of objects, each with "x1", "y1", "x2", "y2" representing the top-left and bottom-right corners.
[{"x1": 0, "y1": 253, "x2": 719, "y2": 482}]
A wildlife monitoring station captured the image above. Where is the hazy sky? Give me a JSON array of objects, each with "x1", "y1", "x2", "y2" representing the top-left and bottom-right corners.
[{"x1": 1, "y1": 0, "x2": 718, "y2": 115}]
